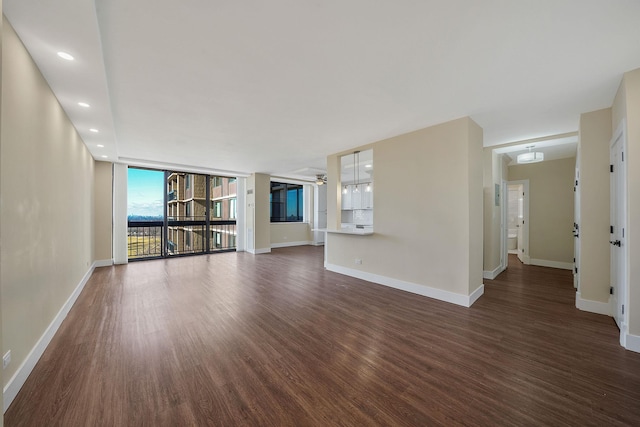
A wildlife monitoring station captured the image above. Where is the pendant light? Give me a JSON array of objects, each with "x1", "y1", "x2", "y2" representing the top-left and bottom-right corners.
[
  {"x1": 353, "y1": 151, "x2": 360, "y2": 193},
  {"x1": 517, "y1": 145, "x2": 544, "y2": 164}
]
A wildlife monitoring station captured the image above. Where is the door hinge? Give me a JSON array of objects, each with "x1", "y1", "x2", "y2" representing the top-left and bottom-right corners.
[
  {"x1": 611, "y1": 225, "x2": 614, "y2": 234},
  {"x1": 573, "y1": 257, "x2": 576, "y2": 263},
  {"x1": 622, "y1": 305, "x2": 625, "y2": 315},
  {"x1": 610, "y1": 286, "x2": 614, "y2": 295},
  {"x1": 610, "y1": 164, "x2": 614, "y2": 172},
  {"x1": 575, "y1": 267, "x2": 578, "y2": 273},
  {"x1": 622, "y1": 152, "x2": 624, "y2": 162}
]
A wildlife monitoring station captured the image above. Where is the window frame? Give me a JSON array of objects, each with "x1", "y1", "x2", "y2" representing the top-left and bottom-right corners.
[{"x1": 270, "y1": 181, "x2": 305, "y2": 223}]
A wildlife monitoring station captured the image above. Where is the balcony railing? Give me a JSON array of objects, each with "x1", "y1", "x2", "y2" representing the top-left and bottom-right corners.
[
  {"x1": 128, "y1": 221, "x2": 163, "y2": 259},
  {"x1": 128, "y1": 219, "x2": 236, "y2": 260}
]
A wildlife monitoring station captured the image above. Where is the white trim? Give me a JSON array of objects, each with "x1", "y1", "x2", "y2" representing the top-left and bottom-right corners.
[
  {"x1": 483, "y1": 265, "x2": 504, "y2": 280},
  {"x1": 625, "y1": 332, "x2": 640, "y2": 353},
  {"x1": 3, "y1": 262, "x2": 97, "y2": 412},
  {"x1": 247, "y1": 248, "x2": 271, "y2": 254},
  {"x1": 469, "y1": 285, "x2": 485, "y2": 306},
  {"x1": 529, "y1": 258, "x2": 573, "y2": 270},
  {"x1": 271, "y1": 241, "x2": 312, "y2": 249},
  {"x1": 326, "y1": 263, "x2": 483, "y2": 307},
  {"x1": 575, "y1": 292, "x2": 611, "y2": 316},
  {"x1": 116, "y1": 158, "x2": 249, "y2": 178},
  {"x1": 94, "y1": 259, "x2": 113, "y2": 268}
]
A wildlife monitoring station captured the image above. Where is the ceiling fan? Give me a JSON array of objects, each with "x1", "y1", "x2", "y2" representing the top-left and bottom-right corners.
[{"x1": 315, "y1": 174, "x2": 327, "y2": 185}]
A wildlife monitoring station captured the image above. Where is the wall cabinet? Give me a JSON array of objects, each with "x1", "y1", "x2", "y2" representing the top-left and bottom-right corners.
[{"x1": 341, "y1": 185, "x2": 373, "y2": 210}]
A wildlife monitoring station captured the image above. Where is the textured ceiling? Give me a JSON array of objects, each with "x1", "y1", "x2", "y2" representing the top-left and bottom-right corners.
[{"x1": 4, "y1": 0, "x2": 640, "y2": 179}]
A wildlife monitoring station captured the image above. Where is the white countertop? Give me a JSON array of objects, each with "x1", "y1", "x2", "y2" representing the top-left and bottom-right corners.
[{"x1": 313, "y1": 228, "x2": 374, "y2": 236}]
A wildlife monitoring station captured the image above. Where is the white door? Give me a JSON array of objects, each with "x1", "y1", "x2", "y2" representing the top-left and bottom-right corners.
[
  {"x1": 573, "y1": 158, "x2": 580, "y2": 289},
  {"x1": 501, "y1": 180, "x2": 508, "y2": 271},
  {"x1": 516, "y1": 184, "x2": 526, "y2": 264},
  {"x1": 610, "y1": 126, "x2": 627, "y2": 337}
]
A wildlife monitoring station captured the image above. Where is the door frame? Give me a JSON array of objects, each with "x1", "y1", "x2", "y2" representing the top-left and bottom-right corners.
[
  {"x1": 500, "y1": 180, "x2": 508, "y2": 271},
  {"x1": 506, "y1": 179, "x2": 530, "y2": 264},
  {"x1": 610, "y1": 119, "x2": 628, "y2": 346}
]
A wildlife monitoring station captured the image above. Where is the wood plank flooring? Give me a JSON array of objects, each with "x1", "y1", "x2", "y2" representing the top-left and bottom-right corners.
[{"x1": 6, "y1": 249, "x2": 640, "y2": 426}]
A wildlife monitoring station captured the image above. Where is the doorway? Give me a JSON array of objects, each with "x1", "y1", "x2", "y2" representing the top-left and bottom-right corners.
[{"x1": 505, "y1": 180, "x2": 529, "y2": 266}]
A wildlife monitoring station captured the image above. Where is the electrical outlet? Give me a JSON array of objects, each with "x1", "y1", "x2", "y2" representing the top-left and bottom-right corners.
[
  {"x1": 355, "y1": 259, "x2": 362, "y2": 265},
  {"x1": 3, "y1": 350, "x2": 11, "y2": 369}
]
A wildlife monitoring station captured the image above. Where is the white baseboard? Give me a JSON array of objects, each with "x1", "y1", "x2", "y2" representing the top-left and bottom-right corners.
[
  {"x1": 270, "y1": 241, "x2": 312, "y2": 249},
  {"x1": 625, "y1": 332, "x2": 640, "y2": 353},
  {"x1": 94, "y1": 259, "x2": 113, "y2": 268},
  {"x1": 247, "y1": 248, "x2": 271, "y2": 254},
  {"x1": 483, "y1": 265, "x2": 504, "y2": 280},
  {"x1": 326, "y1": 263, "x2": 483, "y2": 307},
  {"x1": 469, "y1": 285, "x2": 485, "y2": 306},
  {"x1": 3, "y1": 261, "x2": 97, "y2": 412},
  {"x1": 575, "y1": 292, "x2": 611, "y2": 316},
  {"x1": 530, "y1": 258, "x2": 573, "y2": 270}
]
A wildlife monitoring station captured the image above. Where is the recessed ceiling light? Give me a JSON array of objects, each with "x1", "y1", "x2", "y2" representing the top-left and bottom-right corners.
[
  {"x1": 365, "y1": 164, "x2": 372, "y2": 168},
  {"x1": 89, "y1": 128, "x2": 99, "y2": 133},
  {"x1": 57, "y1": 51, "x2": 74, "y2": 61},
  {"x1": 101, "y1": 155, "x2": 108, "y2": 158},
  {"x1": 78, "y1": 102, "x2": 90, "y2": 108},
  {"x1": 97, "y1": 144, "x2": 105, "y2": 148}
]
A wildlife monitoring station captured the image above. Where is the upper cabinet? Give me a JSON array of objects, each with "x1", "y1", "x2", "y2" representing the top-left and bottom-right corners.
[{"x1": 340, "y1": 149, "x2": 374, "y2": 227}]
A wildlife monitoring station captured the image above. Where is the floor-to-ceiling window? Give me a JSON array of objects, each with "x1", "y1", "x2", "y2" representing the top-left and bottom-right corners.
[
  {"x1": 128, "y1": 167, "x2": 237, "y2": 260},
  {"x1": 127, "y1": 168, "x2": 164, "y2": 259}
]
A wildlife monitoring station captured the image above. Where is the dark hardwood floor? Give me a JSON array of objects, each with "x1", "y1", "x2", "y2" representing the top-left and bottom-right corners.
[{"x1": 6, "y1": 249, "x2": 640, "y2": 426}]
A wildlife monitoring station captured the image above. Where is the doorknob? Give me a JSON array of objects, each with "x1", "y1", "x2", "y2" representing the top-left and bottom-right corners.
[{"x1": 610, "y1": 240, "x2": 621, "y2": 247}]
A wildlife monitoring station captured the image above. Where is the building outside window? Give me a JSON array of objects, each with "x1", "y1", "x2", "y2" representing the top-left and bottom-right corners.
[
  {"x1": 270, "y1": 182, "x2": 303, "y2": 222},
  {"x1": 229, "y1": 198, "x2": 237, "y2": 219},
  {"x1": 212, "y1": 201, "x2": 222, "y2": 218}
]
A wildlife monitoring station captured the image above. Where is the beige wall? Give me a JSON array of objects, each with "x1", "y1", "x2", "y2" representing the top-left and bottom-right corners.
[
  {"x1": 246, "y1": 173, "x2": 271, "y2": 252},
  {"x1": 270, "y1": 223, "x2": 312, "y2": 245},
  {"x1": 508, "y1": 157, "x2": 575, "y2": 264},
  {"x1": 1, "y1": 6, "x2": 4, "y2": 426},
  {"x1": 482, "y1": 149, "x2": 503, "y2": 273},
  {"x1": 94, "y1": 161, "x2": 113, "y2": 261},
  {"x1": 613, "y1": 68, "x2": 640, "y2": 338},
  {"x1": 1, "y1": 18, "x2": 95, "y2": 388},
  {"x1": 578, "y1": 108, "x2": 611, "y2": 303},
  {"x1": 326, "y1": 117, "x2": 483, "y2": 301}
]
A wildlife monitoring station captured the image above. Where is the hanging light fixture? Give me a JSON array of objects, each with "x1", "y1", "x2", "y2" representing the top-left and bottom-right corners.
[
  {"x1": 315, "y1": 174, "x2": 327, "y2": 185},
  {"x1": 517, "y1": 145, "x2": 544, "y2": 164},
  {"x1": 353, "y1": 151, "x2": 360, "y2": 193},
  {"x1": 365, "y1": 182, "x2": 372, "y2": 192}
]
